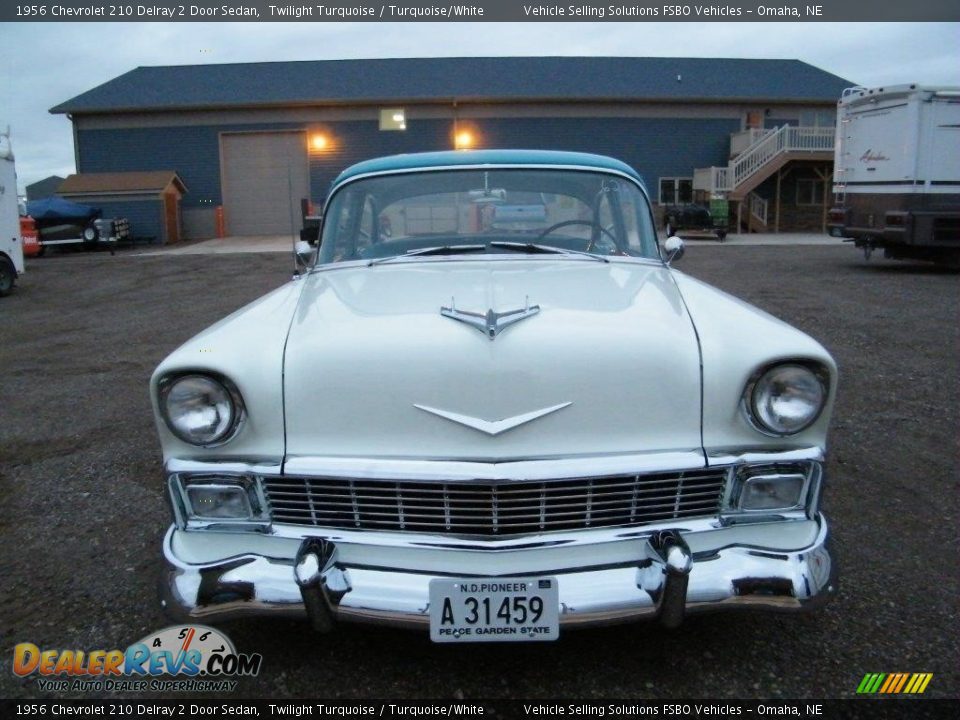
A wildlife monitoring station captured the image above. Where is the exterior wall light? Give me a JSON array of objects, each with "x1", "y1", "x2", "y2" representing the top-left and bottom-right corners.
[{"x1": 455, "y1": 130, "x2": 474, "y2": 150}]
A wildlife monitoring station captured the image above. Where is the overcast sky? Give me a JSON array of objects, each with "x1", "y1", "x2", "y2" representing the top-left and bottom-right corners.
[{"x1": 1, "y1": 21, "x2": 958, "y2": 189}]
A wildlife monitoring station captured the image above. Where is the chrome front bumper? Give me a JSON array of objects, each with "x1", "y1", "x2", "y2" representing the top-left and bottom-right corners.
[{"x1": 160, "y1": 514, "x2": 836, "y2": 631}]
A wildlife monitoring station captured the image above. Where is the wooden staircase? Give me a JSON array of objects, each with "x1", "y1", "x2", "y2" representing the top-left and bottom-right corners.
[{"x1": 694, "y1": 125, "x2": 835, "y2": 200}]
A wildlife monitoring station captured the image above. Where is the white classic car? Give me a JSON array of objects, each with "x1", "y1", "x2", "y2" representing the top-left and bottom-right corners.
[{"x1": 153, "y1": 150, "x2": 836, "y2": 642}]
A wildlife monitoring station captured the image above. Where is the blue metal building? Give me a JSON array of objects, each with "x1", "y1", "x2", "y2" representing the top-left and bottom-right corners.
[{"x1": 50, "y1": 57, "x2": 852, "y2": 240}]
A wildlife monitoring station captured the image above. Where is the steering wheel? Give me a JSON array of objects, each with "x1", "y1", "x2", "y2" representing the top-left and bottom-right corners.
[{"x1": 536, "y1": 220, "x2": 618, "y2": 252}]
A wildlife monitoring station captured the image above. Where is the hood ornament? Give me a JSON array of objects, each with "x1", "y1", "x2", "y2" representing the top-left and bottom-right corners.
[
  {"x1": 441, "y1": 296, "x2": 540, "y2": 340},
  {"x1": 414, "y1": 402, "x2": 572, "y2": 436}
]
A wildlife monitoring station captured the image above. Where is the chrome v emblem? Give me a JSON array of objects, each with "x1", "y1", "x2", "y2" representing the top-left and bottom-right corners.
[
  {"x1": 414, "y1": 402, "x2": 572, "y2": 436},
  {"x1": 441, "y1": 296, "x2": 540, "y2": 340}
]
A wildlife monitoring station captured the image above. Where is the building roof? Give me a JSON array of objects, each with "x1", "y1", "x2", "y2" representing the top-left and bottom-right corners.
[
  {"x1": 58, "y1": 171, "x2": 187, "y2": 195},
  {"x1": 333, "y1": 150, "x2": 644, "y2": 186},
  {"x1": 25, "y1": 175, "x2": 66, "y2": 201},
  {"x1": 50, "y1": 57, "x2": 854, "y2": 114}
]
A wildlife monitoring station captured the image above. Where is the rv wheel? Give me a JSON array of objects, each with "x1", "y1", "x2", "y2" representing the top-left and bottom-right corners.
[{"x1": 0, "y1": 257, "x2": 15, "y2": 296}]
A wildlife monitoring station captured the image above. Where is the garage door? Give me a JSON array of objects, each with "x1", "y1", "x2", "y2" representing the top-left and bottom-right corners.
[{"x1": 221, "y1": 132, "x2": 309, "y2": 236}]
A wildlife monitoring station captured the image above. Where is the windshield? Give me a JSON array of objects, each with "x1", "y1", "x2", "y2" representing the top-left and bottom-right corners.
[{"x1": 317, "y1": 168, "x2": 660, "y2": 265}]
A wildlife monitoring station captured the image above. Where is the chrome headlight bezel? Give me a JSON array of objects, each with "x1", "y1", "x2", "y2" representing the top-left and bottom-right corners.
[
  {"x1": 168, "y1": 473, "x2": 271, "y2": 531},
  {"x1": 721, "y1": 460, "x2": 823, "y2": 524},
  {"x1": 742, "y1": 361, "x2": 829, "y2": 437},
  {"x1": 158, "y1": 372, "x2": 245, "y2": 447}
]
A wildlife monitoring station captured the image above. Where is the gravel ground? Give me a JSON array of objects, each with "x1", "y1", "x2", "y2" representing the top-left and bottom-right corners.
[{"x1": 0, "y1": 245, "x2": 957, "y2": 701}]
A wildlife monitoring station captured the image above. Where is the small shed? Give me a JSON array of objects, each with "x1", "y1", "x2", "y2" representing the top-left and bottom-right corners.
[{"x1": 57, "y1": 171, "x2": 187, "y2": 244}]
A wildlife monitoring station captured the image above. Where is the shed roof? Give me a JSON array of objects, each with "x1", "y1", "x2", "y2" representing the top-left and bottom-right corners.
[
  {"x1": 50, "y1": 57, "x2": 854, "y2": 114},
  {"x1": 58, "y1": 171, "x2": 187, "y2": 195}
]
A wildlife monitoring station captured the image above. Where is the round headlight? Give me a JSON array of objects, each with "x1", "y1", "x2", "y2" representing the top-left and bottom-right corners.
[
  {"x1": 748, "y1": 363, "x2": 826, "y2": 435},
  {"x1": 161, "y1": 374, "x2": 240, "y2": 446}
]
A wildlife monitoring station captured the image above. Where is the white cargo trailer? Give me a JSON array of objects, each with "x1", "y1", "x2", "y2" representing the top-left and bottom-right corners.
[
  {"x1": 0, "y1": 129, "x2": 25, "y2": 296},
  {"x1": 829, "y1": 84, "x2": 960, "y2": 267}
]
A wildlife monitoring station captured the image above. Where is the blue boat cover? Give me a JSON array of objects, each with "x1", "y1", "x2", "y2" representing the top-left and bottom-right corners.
[{"x1": 25, "y1": 197, "x2": 99, "y2": 220}]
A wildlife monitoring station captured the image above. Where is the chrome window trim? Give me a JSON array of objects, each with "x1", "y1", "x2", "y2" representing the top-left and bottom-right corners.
[
  {"x1": 312, "y1": 163, "x2": 663, "y2": 272},
  {"x1": 308, "y1": 254, "x2": 667, "y2": 274},
  {"x1": 326, "y1": 163, "x2": 652, "y2": 202}
]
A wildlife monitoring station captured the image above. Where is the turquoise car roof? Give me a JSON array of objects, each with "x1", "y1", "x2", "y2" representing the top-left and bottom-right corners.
[{"x1": 332, "y1": 150, "x2": 646, "y2": 189}]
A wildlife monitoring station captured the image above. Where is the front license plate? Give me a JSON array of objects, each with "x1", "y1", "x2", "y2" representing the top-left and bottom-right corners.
[{"x1": 428, "y1": 577, "x2": 560, "y2": 643}]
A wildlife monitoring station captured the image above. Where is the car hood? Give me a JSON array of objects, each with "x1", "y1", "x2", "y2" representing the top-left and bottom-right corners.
[{"x1": 283, "y1": 258, "x2": 703, "y2": 462}]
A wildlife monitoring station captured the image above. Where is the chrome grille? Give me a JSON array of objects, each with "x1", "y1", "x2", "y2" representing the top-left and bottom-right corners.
[{"x1": 263, "y1": 469, "x2": 728, "y2": 536}]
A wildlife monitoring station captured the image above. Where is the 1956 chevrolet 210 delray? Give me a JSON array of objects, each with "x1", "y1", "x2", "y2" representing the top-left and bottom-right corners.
[{"x1": 153, "y1": 150, "x2": 836, "y2": 642}]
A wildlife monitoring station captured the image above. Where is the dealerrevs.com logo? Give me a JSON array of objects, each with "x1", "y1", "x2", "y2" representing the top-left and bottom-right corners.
[{"x1": 12, "y1": 625, "x2": 262, "y2": 693}]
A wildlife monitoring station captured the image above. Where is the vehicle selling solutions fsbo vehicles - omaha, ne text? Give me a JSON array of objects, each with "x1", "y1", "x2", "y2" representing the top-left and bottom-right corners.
[{"x1": 153, "y1": 150, "x2": 837, "y2": 643}]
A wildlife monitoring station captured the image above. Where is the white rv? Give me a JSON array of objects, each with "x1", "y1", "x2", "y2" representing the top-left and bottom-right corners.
[
  {"x1": 1, "y1": 129, "x2": 25, "y2": 296},
  {"x1": 829, "y1": 84, "x2": 960, "y2": 267}
]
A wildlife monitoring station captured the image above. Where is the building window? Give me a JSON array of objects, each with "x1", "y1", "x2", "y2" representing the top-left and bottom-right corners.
[
  {"x1": 379, "y1": 108, "x2": 406, "y2": 131},
  {"x1": 659, "y1": 178, "x2": 693, "y2": 205},
  {"x1": 796, "y1": 179, "x2": 826, "y2": 206},
  {"x1": 799, "y1": 109, "x2": 836, "y2": 128}
]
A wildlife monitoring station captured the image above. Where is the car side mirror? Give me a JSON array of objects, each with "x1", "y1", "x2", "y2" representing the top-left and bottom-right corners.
[
  {"x1": 663, "y1": 236, "x2": 685, "y2": 265},
  {"x1": 295, "y1": 240, "x2": 317, "y2": 267}
]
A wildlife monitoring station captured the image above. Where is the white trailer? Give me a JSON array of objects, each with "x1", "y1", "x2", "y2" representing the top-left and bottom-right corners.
[
  {"x1": 829, "y1": 84, "x2": 960, "y2": 267},
  {"x1": 0, "y1": 129, "x2": 25, "y2": 296}
]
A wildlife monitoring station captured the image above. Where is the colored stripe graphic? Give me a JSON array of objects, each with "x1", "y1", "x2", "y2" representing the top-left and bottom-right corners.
[
  {"x1": 893, "y1": 673, "x2": 909, "y2": 693},
  {"x1": 858, "y1": 673, "x2": 932, "y2": 694},
  {"x1": 879, "y1": 674, "x2": 896, "y2": 693}
]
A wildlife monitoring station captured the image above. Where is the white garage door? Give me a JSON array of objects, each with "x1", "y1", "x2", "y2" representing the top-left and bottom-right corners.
[{"x1": 221, "y1": 132, "x2": 309, "y2": 236}]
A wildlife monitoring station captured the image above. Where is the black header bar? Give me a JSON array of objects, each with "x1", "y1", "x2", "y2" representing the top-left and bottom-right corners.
[
  {"x1": 4, "y1": 0, "x2": 960, "y2": 23},
  {"x1": 1, "y1": 699, "x2": 958, "y2": 719}
]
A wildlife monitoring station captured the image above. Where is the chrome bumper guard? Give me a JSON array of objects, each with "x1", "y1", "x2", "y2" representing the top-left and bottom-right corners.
[{"x1": 161, "y1": 515, "x2": 835, "y2": 631}]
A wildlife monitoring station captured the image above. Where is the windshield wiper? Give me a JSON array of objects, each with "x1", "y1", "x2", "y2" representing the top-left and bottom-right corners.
[
  {"x1": 367, "y1": 241, "x2": 609, "y2": 266},
  {"x1": 487, "y1": 241, "x2": 609, "y2": 263},
  {"x1": 367, "y1": 244, "x2": 487, "y2": 266}
]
